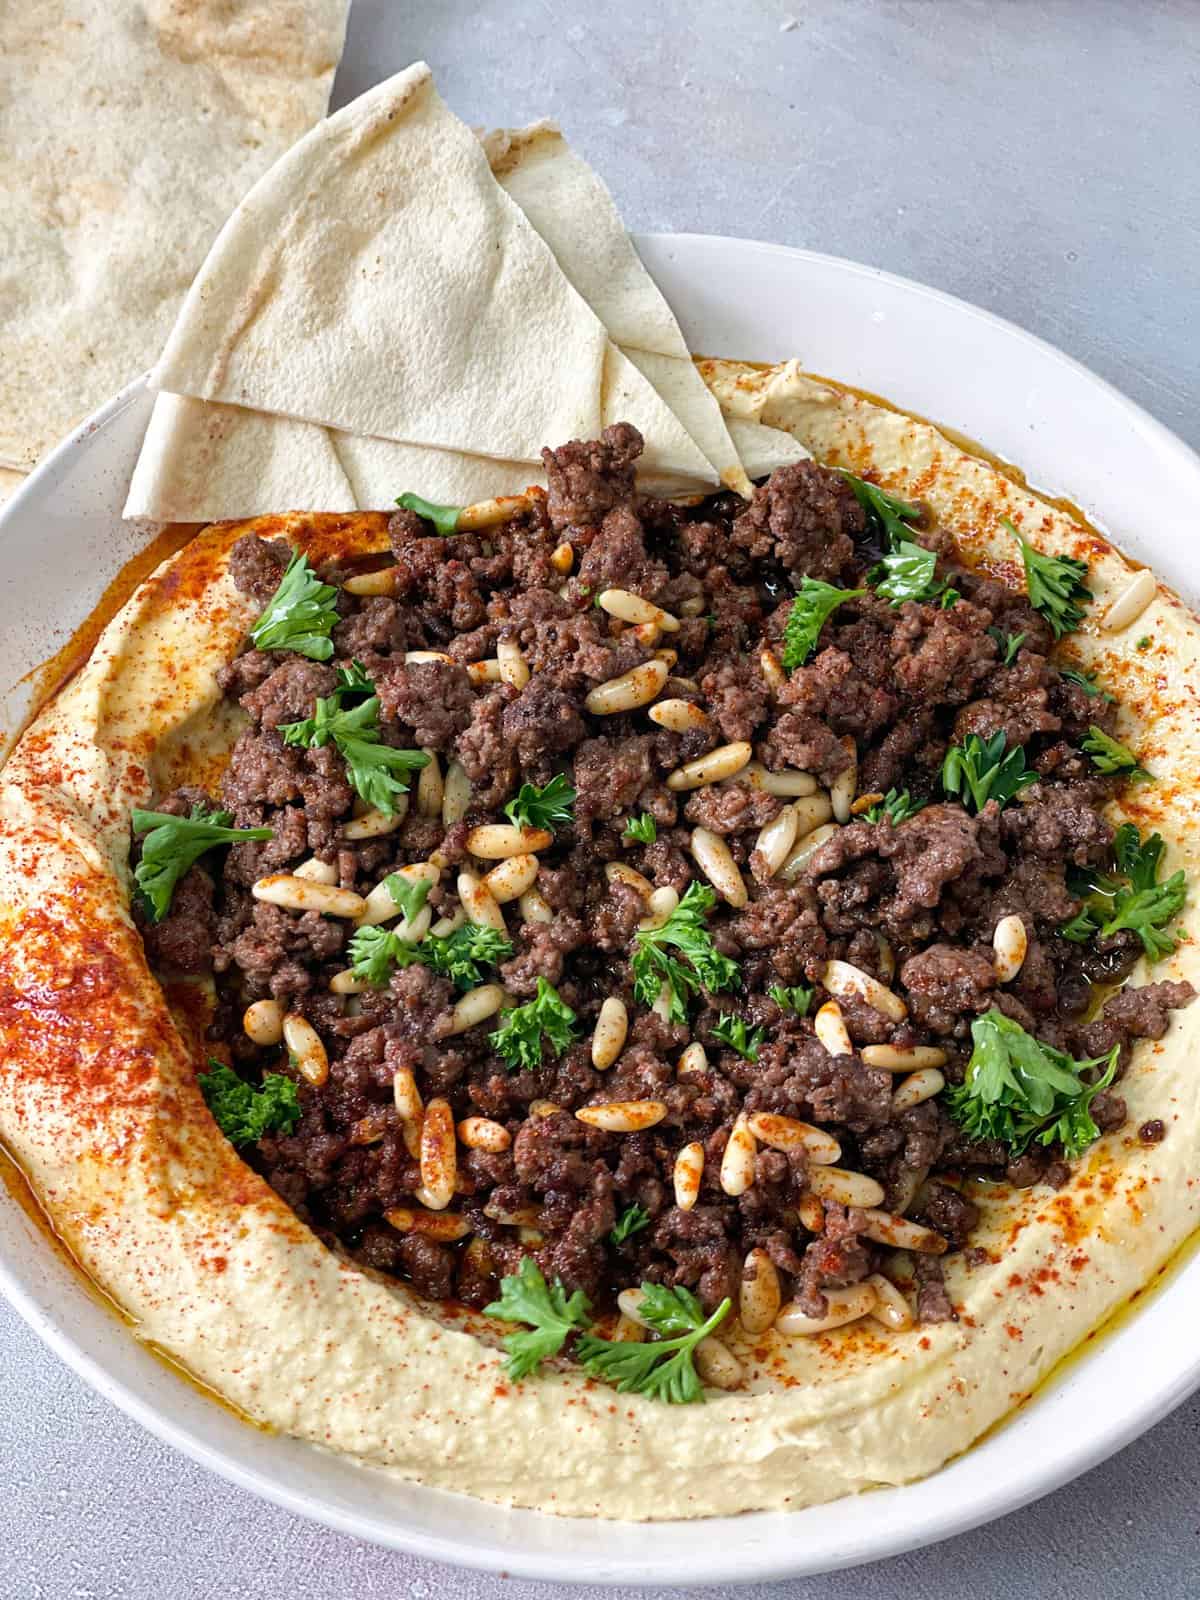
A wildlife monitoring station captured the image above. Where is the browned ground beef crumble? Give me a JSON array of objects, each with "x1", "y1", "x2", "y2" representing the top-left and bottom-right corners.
[{"x1": 137, "y1": 424, "x2": 1193, "y2": 1328}]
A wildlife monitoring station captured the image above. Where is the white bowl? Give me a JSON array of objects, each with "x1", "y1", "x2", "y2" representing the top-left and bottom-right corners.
[{"x1": 2, "y1": 235, "x2": 1198, "y2": 1585}]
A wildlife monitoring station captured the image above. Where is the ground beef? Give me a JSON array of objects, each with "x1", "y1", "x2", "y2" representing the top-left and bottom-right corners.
[
  {"x1": 376, "y1": 659, "x2": 476, "y2": 748},
  {"x1": 137, "y1": 864, "x2": 216, "y2": 973},
  {"x1": 731, "y1": 460, "x2": 864, "y2": 580},
  {"x1": 227, "y1": 533, "x2": 290, "y2": 602},
  {"x1": 542, "y1": 422, "x2": 642, "y2": 531}
]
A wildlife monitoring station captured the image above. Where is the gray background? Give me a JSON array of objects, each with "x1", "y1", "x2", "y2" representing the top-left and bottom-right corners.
[{"x1": 4, "y1": 1, "x2": 1199, "y2": 1595}]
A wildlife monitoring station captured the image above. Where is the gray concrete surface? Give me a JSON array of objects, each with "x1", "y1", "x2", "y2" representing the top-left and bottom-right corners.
[{"x1": 3, "y1": 1, "x2": 1199, "y2": 1594}]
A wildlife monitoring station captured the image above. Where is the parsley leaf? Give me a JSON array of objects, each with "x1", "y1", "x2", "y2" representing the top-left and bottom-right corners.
[
  {"x1": 1101, "y1": 824, "x2": 1187, "y2": 960},
  {"x1": 1004, "y1": 518, "x2": 1091, "y2": 638},
  {"x1": 781, "y1": 579, "x2": 866, "y2": 672},
  {"x1": 346, "y1": 924, "x2": 421, "y2": 987},
  {"x1": 132, "y1": 805, "x2": 273, "y2": 922},
  {"x1": 1060, "y1": 666, "x2": 1114, "y2": 701},
  {"x1": 385, "y1": 872, "x2": 433, "y2": 923},
  {"x1": 861, "y1": 788, "x2": 925, "y2": 826},
  {"x1": 623, "y1": 813, "x2": 658, "y2": 845},
  {"x1": 711, "y1": 1014, "x2": 766, "y2": 1061},
  {"x1": 941, "y1": 732, "x2": 1037, "y2": 814},
  {"x1": 874, "y1": 539, "x2": 958, "y2": 608},
  {"x1": 198, "y1": 1060, "x2": 301, "y2": 1147},
  {"x1": 484, "y1": 1258, "x2": 592, "y2": 1380},
  {"x1": 249, "y1": 551, "x2": 339, "y2": 661},
  {"x1": 1081, "y1": 725, "x2": 1152, "y2": 782},
  {"x1": 334, "y1": 658, "x2": 375, "y2": 699},
  {"x1": 490, "y1": 978, "x2": 578, "y2": 1073},
  {"x1": 630, "y1": 882, "x2": 740, "y2": 1024},
  {"x1": 420, "y1": 923, "x2": 514, "y2": 989},
  {"x1": 944, "y1": 1008, "x2": 1119, "y2": 1159},
  {"x1": 839, "y1": 472, "x2": 922, "y2": 549},
  {"x1": 396, "y1": 492, "x2": 463, "y2": 535},
  {"x1": 575, "y1": 1285, "x2": 732, "y2": 1405},
  {"x1": 768, "y1": 983, "x2": 813, "y2": 1017},
  {"x1": 610, "y1": 1203, "x2": 651, "y2": 1245},
  {"x1": 987, "y1": 627, "x2": 1027, "y2": 666},
  {"x1": 1059, "y1": 908, "x2": 1098, "y2": 943},
  {"x1": 504, "y1": 774, "x2": 576, "y2": 833},
  {"x1": 279, "y1": 694, "x2": 428, "y2": 817}
]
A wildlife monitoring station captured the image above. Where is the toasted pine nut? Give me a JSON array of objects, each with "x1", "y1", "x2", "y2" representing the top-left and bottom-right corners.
[
  {"x1": 822, "y1": 959, "x2": 907, "y2": 1022},
  {"x1": 650, "y1": 982, "x2": 674, "y2": 1023},
  {"x1": 293, "y1": 855, "x2": 339, "y2": 883},
  {"x1": 282, "y1": 1013, "x2": 328, "y2": 1087},
  {"x1": 384, "y1": 1206, "x2": 470, "y2": 1242},
  {"x1": 591, "y1": 997, "x2": 629, "y2": 1070},
  {"x1": 605, "y1": 861, "x2": 654, "y2": 899},
  {"x1": 654, "y1": 647, "x2": 679, "y2": 669},
  {"x1": 442, "y1": 760, "x2": 472, "y2": 825},
  {"x1": 349, "y1": 1111, "x2": 389, "y2": 1145},
  {"x1": 739, "y1": 1248, "x2": 783, "y2": 1334},
  {"x1": 575, "y1": 1099, "x2": 667, "y2": 1133},
  {"x1": 648, "y1": 697, "x2": 711, "y2": 733},
  {"x1": 252, "y1": 875, "x2": 366, "y2": 919},
  {"x1": 867, "y1": 1273, "x2": 915, "y2": 1332},
  {"x1": 1101, "y1": 568, "x2": 1156, "y2": 632},
  {"x1": 613, "y1": 1314, "x2": 646, "y2": 1343},
  {"x1": 405, "y1": 650, "x2": 454, "y2": 665},
  {"x1": 860, "y1": 1207, "x2": 947, "y2": 1254},
  {"x1": 484, "y1": 853, "x2": 539, "y2": 903},
  {"x1": 415, "y1": 750, "x2": 443, "y2": 817},
  {"x1": 393, "y1": 1066, "x2": 423, "y2": 1122},
  {"x1": 243, "y1": 998, "x2": 284, "y2": 1046},
  {"x1": 690, "y1": 826, "x2": 748, "y2": 907},
  {"x1": 343, "y1": 565, "x2": 399, "y2": 596},
  {"x1": 778, "y1": 820, "x2": 839, "y2": 880},
  {"x1": 694, "y1": 1338, "x2": 743, "y2": 1390},
  {"x1": 447, "y1": 983, "x2": 507, "y2": 1035},
  {"x1": 597, "y1": 588, "x2": 681, "y2": 632},
  {"x1": 468, "y1": 658, "x2": 503, "y2": 685},
  {"x1": 753, "y1": 803, "x2": 799, "y2": 878},
  {"x1": 497, "y1": 634, "x2": 531, "y2": 689},
  {"x1": 876, "y1": 934, "x2": 896, "y2": 983},
  {"x1": 807, "y1": 1166, "x2": 886, "y2": 1208},
  {"x1": 742, "y1": 761, "x2": 818, "y2": 798},
  {"x1": 673, "y1": 1140, "x2": 705, "y2": 1209},
  {"x1": 861, "y1": 1044, "x2": 948, "y2": 1072},
  {"x1": 528, "y1": 1099, "x2": 560, "y2": 1119},
  {"x1": 357, "y1": 862, "x2": 440, "y2": 929},
  {"x1": 343, "y1": 801, "x2": 410, "y2": 841},
  {"x1": 431, "y1": 907, "x2": 467, "y2": 938},
  {"x1": 584, "y1": 656, "x2": 670, "y2": 715},
  {"x1": 457, "y1": 1116, "x2": 511, "y2": 1152},
  {"x1": 759, "y1": 646, "x2": 786, "y2": 692},
  {"x1": 677, "y1": 1041, "x2": 708, "y2": 1077},
  {"x1": 666, "y1": 740, "x2": 752, "y2": 791},
  {"x1": 798, "y1": 1195, "x2": 826, "y2": 1233},
  {"x1": 776, "y1": 1282, "x2": 877, "y2": 1336},
  {"x1": 456, "y1": 492, "x2": 535, "y2": 531},
  {"x1": 993, "y1": 914, "x2": 1028, "y2": 982},
  {"x1": 638, "y1": 885, "x2": 679, "y2": 931},
  {"x1": 814, "y1": 999, "x2": 853, "y2": 1057},
  {"x1": 892, "y1": 1067, "x2": 946, "y2": 1111},
  {"x1": 632, "y1": 620, "x2": 661, "y2": 647},
  {"x1": 617, "y1": 1286, "x2": 652, "y2": 1327},
  {"x1": 418, "y1": 1097, "x2": 457, "y2": 1210},
  {"x1": 720, "y1": 1116, "x2": 757, "y2": 1196},
  {"x1": 745, "y1": 1112, "x2": 841, "y2": 1165},
  {"x1": 518, "y1": 886, "x2": 553, "y2": 924},
  {"x1": 466, "y1": 823, "x2": 553, "y2": 858},
  {"x1": 829, "y1": 740, "x2": 858, "y2": 824},
  {"x1": 549, "y1": 541, "x2": 574, "y2": 574},
  {"x1": 330, "y1": 969, "x2": 366, "y2": 995},
  {"x1": 484, "y1": 1201, "x2": 542, "y2": 1228},
  {"x1": 457, "y1": 870, "x2": 507, "y2": 933}
]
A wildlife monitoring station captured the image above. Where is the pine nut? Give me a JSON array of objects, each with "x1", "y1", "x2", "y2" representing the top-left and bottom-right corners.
[
  {"x1": 282, "y1": 1013, "x2": 328, "y2": 1087},
  {"x1": 690, "y1": 826, "x2": 748, "y2": 907},
  {"x1": 467, "y1": 658, "x2": 503, "y2": 685},
  {"x1": 613, "y1": 1314, "x2": 646, "y2": 1343},
  {"x1": 993, "y1": 913, "x2": 1028, "y2": 982},
  {"x1": 293, "y1": 855, "x2": 339, "y2": 883},
  {"x1": 243, "y1": 998, "x2": 283, "y2": 1046},
  {"x1": 648, "y1": 697, "x2": 711, "y2": 733},
  {"x1": 466, "y1": 823, "x2": 553, "y2": 858},
  {"x1": 867, "y1": 1273, "x2": 915, "y2": 1332},
  {"x1": 597, "y1": 588, "x2": 681, "y2": 632},
  {"x1": 549, "y1": 541, "x2": 574, "y2": 574},
  {"x1": 405, "y1": 650, "x2": 454, "y2": 665},
  {"x1": 457, "y1": 870, "x2": 508, "y2": 933},
  {"x1": 777, "y1": 820, "x2": 839, "y2": 880},
  {"x1": 807, "y1": 1166, "x2": 886, "y2": 1208},
  {"x1": 418, "y1": 1097, "x2": 457, "y2": 1210},
  {"x1": 252, "y1": 875, "x2": 366, "y2": 918},
  {"x1": 759, "y1": 646, "x2": 786, "y2": 693},
  {"x1": 891, "y1": 1067, "x2": 946, "y2": 1111},
  {"x1": 605, "y1": 861, "x2": 655, "y2": 899},
  {"x1": 822, "y1": 958, "x2": 907, "y2": 1022},
  {"x1": 638, "y1": 885, "x2": 679, "y2": 931},
  {"x1": 720, "y1": 1116, "x2": 757, "y2": 1196},
  {"x1": 483, "y1": 1199, "x2": 543, "y2": 1226},
  {"x1": 742, "y1": 761, "x2": 818, "y2": 797},
  {"x1": 859, "y1": 1208, "x2": 947, "y2": 1254},
  {"x1": 1101, "y1": 567, "x2": 1156, "y2": 632},
  {"x1": 343, "y1": 566, "x2": 399, "y2": 596},
  {"x1": 575, "y1": 1099, "x2": 667, "y2": 1133},
  {"x1": 483, "y1": 853, "x2": 540, "y2": 903},
  {"x1": 694, "y1": 1338, "x2": 743, "y2": 1390},
  {"x1": 357, "y1": 862, "x2": 440, "y2": 928},
  {"x1": 632, "y1": 620, "x2": 661, "y2": 647},
  {"x1": 497, "y1": 634, "x2": 531, "y2": 689},
  {"x1": 617, "y1": 1287, "x2": 652, "y2": 1327},
  {"x1": 585, "y1": 656, "x2": 670, "y2": 714},
  {"x1": 528, "y1": 1099, "x2": 560, "y2": 1119},
  {"x1": 753, "y1": 802, "x2": 799, "y2": 878},
  {"x1": 349, "y1": 1111, "x2": 389, "y2": 1145},
  {"x1": 813, "y1": 999, "x2": 853, "y2": 1057},
  {"x1": 745, "y1": 1111, "x2": 841, "y2": 1165},
  {"x1": 447, "y1": 983, "x2": 507, "y2": 1034},
  {"x1": 651, "y1": 982, "x2": 674, "y2": 1023},
  {"x1": 415, "y1": 750, "x2": 443, "y2": 817},
  {"x1": 798, "y1": 1195, "x2": 826, "y2": 1233},
  {"x1": 829, "y1": 739, "x2": 858, "y2": 824},
  {"x1": 393, "y1": 1066, "x2": 423, "y2": 1124},
  {"x1": 442, "y1": 760, "x2": 472, "y2": 825},
  {"x1": 653, "y1": 647, "x2": 679, "y2": 669},
  {"x1": 739, "y1": 1248, "x2": 783, "y2": 1334},
  {"x1": 666, "y1": 740, "x2": 752, "y2": 791},
  {"x1": 876, "y1": 934, "x2": 896, "y2": 983},
  {"x1": 591, "y1": 997, "x2": 628, "y2": 1069},
  {"x1": 518, "y1": 886, "x2": 554, "y2": 924},
  {"x1": 457, "y1": 1116, "x2": 511, "y2": 1152},
  {"x1": 384, "y1": 1206, "x2": 471, "y2": 1242},
  {"x1": 342, "y1": 800, "x2": 409, "y2": 840},
  {"x1": 330, "y1": 969, "x2": 366, "y2": 995},
  {"x1": 456, "y1": 492, "x2": 535, "y2": 531},
  {"x1": 776, "y1": 1282, "x2": 877, "y2": 1336},
  {"x1": 430, "y1": 907, "x2": 467, "y2": 938},
  {"x1": 678, "y1": 1041, "x2": 708, "y2": 1078},
  {"x1": 861, "y1": 1044, "x2": 948, "y2": 1072},
  {"x1": 673, "y1": 1140, "x2": 705, "y2": 1209}
]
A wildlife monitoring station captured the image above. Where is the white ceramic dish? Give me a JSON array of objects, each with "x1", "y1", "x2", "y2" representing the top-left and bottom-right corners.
[{"x1": 2, "y1": 235, "x2": 1199, "y2": 1585}]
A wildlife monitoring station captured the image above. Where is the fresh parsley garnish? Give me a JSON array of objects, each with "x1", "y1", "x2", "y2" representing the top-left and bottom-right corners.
[
  {"x1": 1136, "y1": 635, "x2": 1152, "y2": 651},
  {"x1": 941, "y1": 732, "x2": 1037, "y2": 814},
  {"x1": 249, "y1": 551, "x2": 339, "y2": 661},
  {"x1": 1103, "y1": 824, "x2": 1187, "y2": 960},
  {"x1": 768, "y1": 983, "x2": 814, "y2": 1016},
  {"x1": 346, "y1": 924, "x2": 415, "y2": 988},
  {"x1": 396, "y1": 492, "x2": 463, "y2": 535},
  {"x1": 781, "y1": 579, "x2": 866, "y2": 672},
  {"x1": 1081, "y1": 725, "x2": 1152, "y2": 782},
  {"x1": 385, "y1": 872, "x2": 433, "y2": 923},
  {"x1": 1060, "y1": 666, "x2": 1114, "y2": 701},
  {"x1": 575, "y1": 1284, "x2": 732, "y2": 1405},
  {"x1": 839, "y1": 471, "x2": 921, "y2": 549},
  {"x1": 610, "y1": 1204, "x2": 651, "y2": 1245},
  {"x1": 1004, "y1": 517, "x2": 1091, "y2": 638},
  {"x1": 630, "y1": 882, "x2": 740, "y2": 1024},
  {"x1": 874, "y1": 539, "x2": 958, "y2": 608},
  {"x1": 623, "y1": 813, "x2": 658, "y2": 845},
  {"x1": 279, "y1": 694, "x2": 428, "y2": 817},
  {"x1": 484, "y1": 1258, "x2": 592, "y2": 1380},
  {"x1": 504, "y1": 774, "x2": 576, "y2": 833},
  {"x1": 1058, "y1": 908, "x2": 1098, "y2": 943},
  {"x1": 334, "y1": 658, "x2": 375, "y2": 699},
  {"x1": 987, "y1": 627, "x2": 1027, "y2": 666},
  {"x1": 861, "y1": 787, "x2": 925, "y2": 826},
  {"x1": 198, "y1": 1060, "x2": 301, "y2": 1147},
  {"x1": 348, "y1": 921, "x2": 513, "y2": 990},
  {"x1": 132, "y1": 805, "x2": 273, "y2": 922},
  {"x1": 490, "y1": 978, "x2": 578, "y2": 1073},
  {"x1": 944, "y1": 1008, "x2": 1119, "y2": 1159},
  {"x1": 711, "y1": 1014, "x2": 766, "y2": 1061}
]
